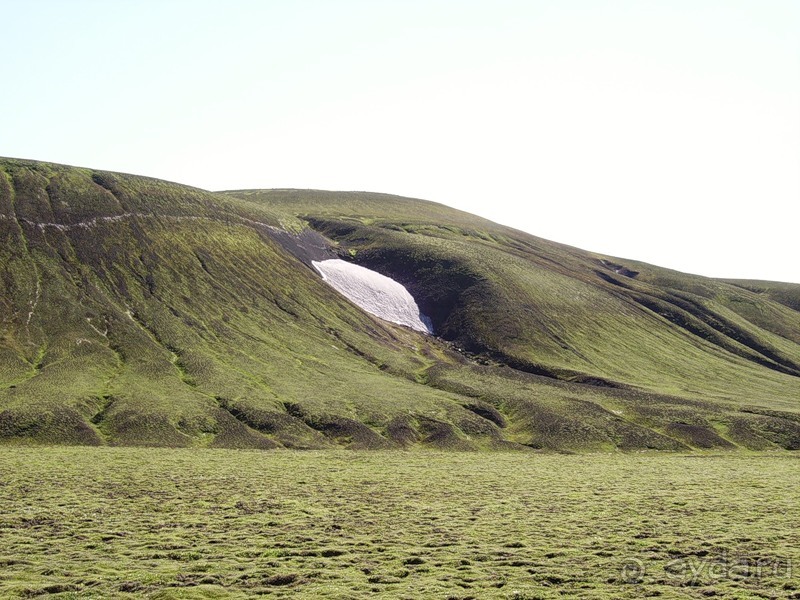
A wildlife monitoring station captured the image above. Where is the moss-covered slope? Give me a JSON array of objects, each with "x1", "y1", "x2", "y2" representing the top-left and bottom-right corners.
[{"x1": 0, "y1": 159, "x2": 798, "y2": 451}]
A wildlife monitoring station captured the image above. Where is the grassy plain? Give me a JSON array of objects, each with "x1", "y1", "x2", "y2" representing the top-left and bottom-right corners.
[{"x1": 0, "y1": 448, "x2": 797, "y2": 599}]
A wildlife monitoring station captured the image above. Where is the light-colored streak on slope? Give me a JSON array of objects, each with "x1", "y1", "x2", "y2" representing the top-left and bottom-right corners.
[{"x1": 312, "y1": 259, "x2": 433, "y2": 334}]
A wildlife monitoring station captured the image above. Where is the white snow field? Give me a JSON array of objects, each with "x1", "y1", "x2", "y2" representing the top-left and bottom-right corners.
[{"x1": 312, "y1": 259, "x2": 433, "y2": 334}]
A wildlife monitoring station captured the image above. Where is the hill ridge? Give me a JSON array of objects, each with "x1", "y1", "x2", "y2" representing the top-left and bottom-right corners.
[{"x1": 1, "y1": 157, "x2": 799, "y2": 451}]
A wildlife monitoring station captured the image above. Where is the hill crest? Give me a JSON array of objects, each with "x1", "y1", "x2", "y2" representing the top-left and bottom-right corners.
[{"x1": 1, "y1": 157, "x2": 799, "y2": 451}]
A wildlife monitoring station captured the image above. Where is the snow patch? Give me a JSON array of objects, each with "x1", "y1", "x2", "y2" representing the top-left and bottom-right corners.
[{"x1": 313, "y1": 259, "x2": 433, "y2": 334}]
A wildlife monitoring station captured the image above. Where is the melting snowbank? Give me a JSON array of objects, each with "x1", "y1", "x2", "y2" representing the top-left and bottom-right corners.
[{"x1": 312, "y1": 259, "x2": 433, "y2": 334}]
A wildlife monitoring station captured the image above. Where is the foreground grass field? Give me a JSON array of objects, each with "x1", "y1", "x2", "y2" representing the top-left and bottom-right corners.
[{"x1": 0, "y1": 449, "x2": 797, "y2": 599}]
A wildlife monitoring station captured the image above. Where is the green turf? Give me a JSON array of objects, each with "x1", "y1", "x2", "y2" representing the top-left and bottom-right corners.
[
  {"x1": 1, "y1": 158, "x2": 799, "y2": 450},
  {"x1": 0, "y1": 447, "x2": 797, "y2": 599}
]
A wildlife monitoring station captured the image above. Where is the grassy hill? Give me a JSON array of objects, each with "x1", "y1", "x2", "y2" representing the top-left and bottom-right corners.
[{"x1": 1, "y1": 157, "x2": 799, "y2": 451}]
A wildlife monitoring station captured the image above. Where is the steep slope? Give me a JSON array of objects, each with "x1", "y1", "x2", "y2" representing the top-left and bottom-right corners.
[
  {"x1": 226, "y1": 189, "x2": 800, "y2": 450},
  {"x1": 0, "y1": 158, "x2": 798, "y2": 451}
]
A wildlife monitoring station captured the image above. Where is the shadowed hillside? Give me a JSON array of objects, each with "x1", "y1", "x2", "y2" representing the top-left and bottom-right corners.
[{"x1": 1, "y1": 158, "x2": 798, "y2": 451}]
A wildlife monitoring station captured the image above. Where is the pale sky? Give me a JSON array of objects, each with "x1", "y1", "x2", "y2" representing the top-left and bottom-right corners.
[{"x1": 2, "y1": 0, "x2": 798, "y2": 283}]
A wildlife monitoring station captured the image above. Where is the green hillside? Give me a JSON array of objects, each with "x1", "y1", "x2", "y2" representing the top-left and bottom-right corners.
[{"x1": 1, "y1": 158, "x2": 798, "y2": 451}]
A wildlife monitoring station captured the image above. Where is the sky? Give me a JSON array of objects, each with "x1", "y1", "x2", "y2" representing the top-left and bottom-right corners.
[{"x1": 2, "y1": 0, "x2": 798, "y2": 283}]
